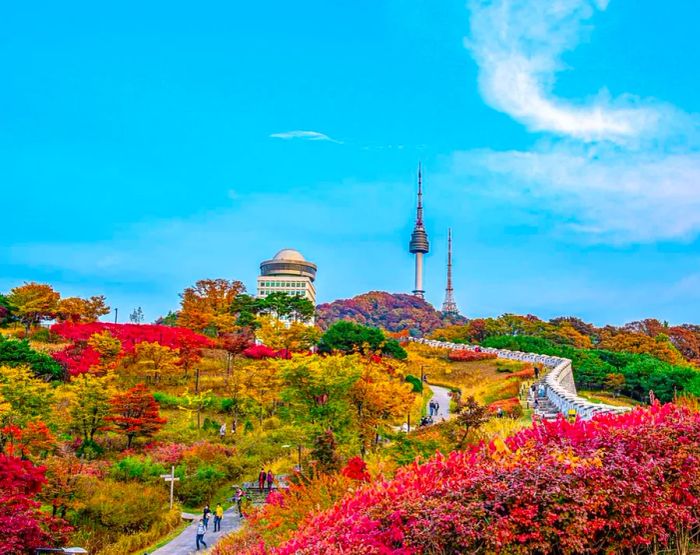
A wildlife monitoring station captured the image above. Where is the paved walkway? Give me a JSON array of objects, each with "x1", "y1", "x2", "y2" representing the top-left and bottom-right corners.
[
  {"x1": 150, "y1": 507, "x2": 243, "y2": 555},
  {"x1": 428, "y1": 384, "x2": 452, "y2": 420}
]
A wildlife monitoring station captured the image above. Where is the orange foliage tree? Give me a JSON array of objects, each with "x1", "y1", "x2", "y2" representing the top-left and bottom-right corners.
[{"x1": 177, "y1": 278, "x2": 246, "y2": 336}]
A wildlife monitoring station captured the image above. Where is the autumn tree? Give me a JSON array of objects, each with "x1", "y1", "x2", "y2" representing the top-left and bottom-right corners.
[
  {"x1": 56, "y1": 295, "x2": 110, "y2": 323},
  {"x1": 8, "y1": 282, "x2": 60, "y2": 332},
  {"x1": 256, "y1": 315, "x2": 321, "y2": 353},
  {"x1": 598, "y1": 330, "x2": 685, "y2": 365},
  {"x1": 348, "y1": 359, "x2": 414, "y2": 455},
  {"x1": 87, "y1": 330, "x2": 122, "y2": 365},
  {"x1": 105, "y1": 384, "x2": 166, "y2": 448},
  {"x1": 0, "y1": 365, "x2": 53, "y2": 429},
  {"x1": 310, "y1": 429, "x2": 342, "y2": 474},
  {"x1": 39, "y1": 453, "x2": 84, "y2": 518},
  {"x1": 453, "y1": 396, "x2": 490, "y2": 449},
  {"x1": 130, "y1": 341, "x2": 181, "y2": 383},
  {"x1": 69, "y1": 374, "x2": 114, "y2": 443},
  {"x1": 605, "y1": 373, "x2": 626, "y2": 398},
  {"x1": 178, "y1": 278, "x2": 246, "y2": 336}
]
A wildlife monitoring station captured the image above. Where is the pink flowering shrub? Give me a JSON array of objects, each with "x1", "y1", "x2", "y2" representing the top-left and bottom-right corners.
[{"x1": 234, "y1": 402, "x2": 700, "y2": 554}]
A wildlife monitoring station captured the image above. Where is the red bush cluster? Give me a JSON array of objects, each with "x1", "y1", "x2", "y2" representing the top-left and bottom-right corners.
[
  {"x1": 252, "y1": 403, "x2": 700, "y2": 554},
  {"x1": 242, "y1": 345, "x2": 292, "y2": 360},
  {"x1": 0, "y1": 455, "x2": 71, "y2": 552},
  {"x1": 51, "y1": 322, "x2": 213, "y2": 353},
  {"x1": 447, "y1": 350, "x2": 497, "y2": 362},
  {"x1": 50, "y1": 322, "x2": 213, "y2": 376}
]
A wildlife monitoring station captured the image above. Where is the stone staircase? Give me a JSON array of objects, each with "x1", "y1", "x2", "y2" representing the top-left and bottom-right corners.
[{"x1": 528, "y1": 381, "x2": 560, "y2": 421}]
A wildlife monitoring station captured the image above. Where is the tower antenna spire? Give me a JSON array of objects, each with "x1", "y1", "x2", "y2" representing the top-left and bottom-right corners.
[
  {"x1": 417, "y1": 162, "x2": 423, "y2": 224},
  {"x1": 442, "y1": 228, "x2": 459, "y2": 314},
  {"x1": 409, "y1": 163, "x2": 429, "y2": 299}
]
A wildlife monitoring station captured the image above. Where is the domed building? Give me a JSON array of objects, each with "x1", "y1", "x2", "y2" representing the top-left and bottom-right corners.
[{"x1": 256, "y1": 248, "x2": 317, "y2": 305}]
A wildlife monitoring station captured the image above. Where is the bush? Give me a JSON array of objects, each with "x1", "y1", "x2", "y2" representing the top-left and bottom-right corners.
[
  {"x1": 404, "y1": 374, "x2": 423, "y2": 393},
  {"x1": 448, "y1": 350, "x2": 497, "y2": 362},
  {"x1": 0, "y1": 335, "x2": 64, "y2": 379},
  {"x1": 110, "y1": 456, "x2": 167, "y2": 482},
  {"x1": 245, "y1": 403, "x2": 700, "y2": 554}
]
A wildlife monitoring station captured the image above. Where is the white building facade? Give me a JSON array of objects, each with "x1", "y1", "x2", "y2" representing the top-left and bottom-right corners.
[{"x1": 256, "y1": 248, "x2": 317, "y2": 305}]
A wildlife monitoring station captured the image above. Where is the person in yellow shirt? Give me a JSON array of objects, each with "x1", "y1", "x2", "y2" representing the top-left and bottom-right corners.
[{"x1": 213, "y1": 503, "x2": 224, "y2": 532}]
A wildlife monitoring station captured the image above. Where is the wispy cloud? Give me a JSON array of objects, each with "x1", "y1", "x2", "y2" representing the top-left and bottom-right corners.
[
  {"x1": 466, "y1": 0, "x2": 681, "y2": 144},
  {"x1": 460, "y1": 0, "x2": 700, "y2": 242},
  {"x1": 269, "y1": 130, "x2": 342, "y2": 143}
]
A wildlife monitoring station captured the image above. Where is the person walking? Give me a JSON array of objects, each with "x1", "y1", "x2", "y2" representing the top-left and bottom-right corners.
[
  {"x1": 266, "y1": 469, "x2": 274, "y2": 491},
  {"x1": 195, "y1": 518, "x2": 207, "y2": 551},
  {"x1": 534, "y1": 366, "x2": 540, "y2": 380},
  {"x1": 434, "y1": 402, "x2": 440, "y2": 416},
  {"x1": 214, "y1": 503, "x2": 224, "y2": 532},
  {"x1": 234, "y1": 487, "x2": 245, "y2": 518},
  {"x1": 219, "y1": 422, "x2": 226, "y2": 439},
  {"x1": 258, "y1": 468, "x2": 266, "y2": 491},
  {"x1": 202, "y1": 504, "x2": 211, "y2": 529}
]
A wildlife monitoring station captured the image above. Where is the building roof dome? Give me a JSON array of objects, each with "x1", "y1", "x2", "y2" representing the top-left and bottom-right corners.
[{"x1": 273, "y1": 248, "x2": 306, "y2": 262}]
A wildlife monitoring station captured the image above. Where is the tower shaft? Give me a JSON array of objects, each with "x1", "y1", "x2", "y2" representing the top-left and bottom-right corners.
[
  {"x1": 442, "y1": 228, "x2": 458, "y2": 314},
  {"x1": 408, "y1": 163, "x2": 429, "y2": 299}
]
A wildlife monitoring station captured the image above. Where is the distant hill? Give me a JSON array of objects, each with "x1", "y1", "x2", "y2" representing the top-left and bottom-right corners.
[{"x1": 315, "y1": 291, "x2": 466, "y2": 336}]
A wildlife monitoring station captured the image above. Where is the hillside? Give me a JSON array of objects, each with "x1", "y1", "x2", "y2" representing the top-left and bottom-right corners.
[{"x1": 315, "y1": 291, "x2": 466, "y2": 335}]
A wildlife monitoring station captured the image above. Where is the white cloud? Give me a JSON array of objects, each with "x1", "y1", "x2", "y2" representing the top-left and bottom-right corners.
[
  {"x1": 451, "y1": 147, "x2": 700, "y2": 242},
  {"x1": 460, "y1": 0, "x2": 700, "y2": 242},
  {"x1": 269, "y1": 130, "x2": 342, "y2": 143},
  {"x1": 466, "y1": 0, "x2": 677, "y2": 144}
]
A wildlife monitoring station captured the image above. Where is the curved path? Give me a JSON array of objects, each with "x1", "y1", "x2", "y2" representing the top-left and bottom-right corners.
[
  {"x1": 411, "y1": 337, "x2": 629, "y2": 420},
  {"x1": 428, "y1": 384, "x2": 453, "y2": 421},
  {"x1": 150, "y1": 507, "x2": 242, "y2": 555}
]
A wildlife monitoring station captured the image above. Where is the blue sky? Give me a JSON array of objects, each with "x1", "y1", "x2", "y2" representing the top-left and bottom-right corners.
[{"x1": 2, "y1": 0, "x2": 700, "y2": 325}]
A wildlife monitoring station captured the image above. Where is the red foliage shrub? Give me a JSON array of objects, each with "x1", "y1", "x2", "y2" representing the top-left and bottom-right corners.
[
  {"x1": 487, "y1": 397, "x2": 522, "y2": 417},
  {"x1": 51, "y1": 322, "x2": 213, "y2": 352},
  {"x1": 237, "y1": 402, "x2": 700, "y2": 555},
  {"x1": 341, "y1": 457, "x2": 371, "y2": 482},
  {"x1": 242, "y1": 345, "x2": 291, "y2": 359},
  {"x1": 0, "y1": 455, "x2": 71, "y2": 553},
  {"x1": 51, "y1": 344, "x2": 101, "y2": 376},
  {"x1": 507, "y1": 365, "x2": 536, "y2": 380},
  {"x1": 448, "y1": 350, "x2": 498, "y2": 362}
]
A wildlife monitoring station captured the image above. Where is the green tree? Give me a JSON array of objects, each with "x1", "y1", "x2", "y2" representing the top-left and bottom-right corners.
[
  {"x1": 280, "y1": 355, "x2": 361, "y2": 434},
  {"x1": 0, "y1": 335, "x2": 64, "y2": 379},
  {"x1": 318, "y1": 321, "x2": 407, "y2": 359}
]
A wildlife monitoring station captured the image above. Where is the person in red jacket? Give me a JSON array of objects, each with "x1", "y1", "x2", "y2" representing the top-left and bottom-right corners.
[{"x1": 258, "y1": 468, "x2": 266, "y2": 490}]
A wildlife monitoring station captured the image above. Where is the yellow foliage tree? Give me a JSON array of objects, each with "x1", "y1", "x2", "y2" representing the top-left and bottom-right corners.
[
  {"x1": 349, "y1": 360, "x2": 414, "y2": 455},
  {"x1": 8, "y1": 282, "x2": 60, "y2": 331},
  {"x1": 130, "y1": 341, "x2": 181, "y2": 383},
  {"x1": 256, "y1": 315, "x2": 321, "y2": 352},
  {"x1": 69, "y1": 374, "x2": 116, "y2": 442}
]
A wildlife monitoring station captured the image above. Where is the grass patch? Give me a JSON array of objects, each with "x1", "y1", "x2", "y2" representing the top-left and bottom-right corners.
[{"x1": 578, "y1": 390, "x2": 641, "y2": 407}]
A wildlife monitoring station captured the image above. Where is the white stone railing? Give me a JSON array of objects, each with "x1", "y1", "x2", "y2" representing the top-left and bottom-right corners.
[{"x1": 409, "y1": 337, "x2": 629, "y2": 421}]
